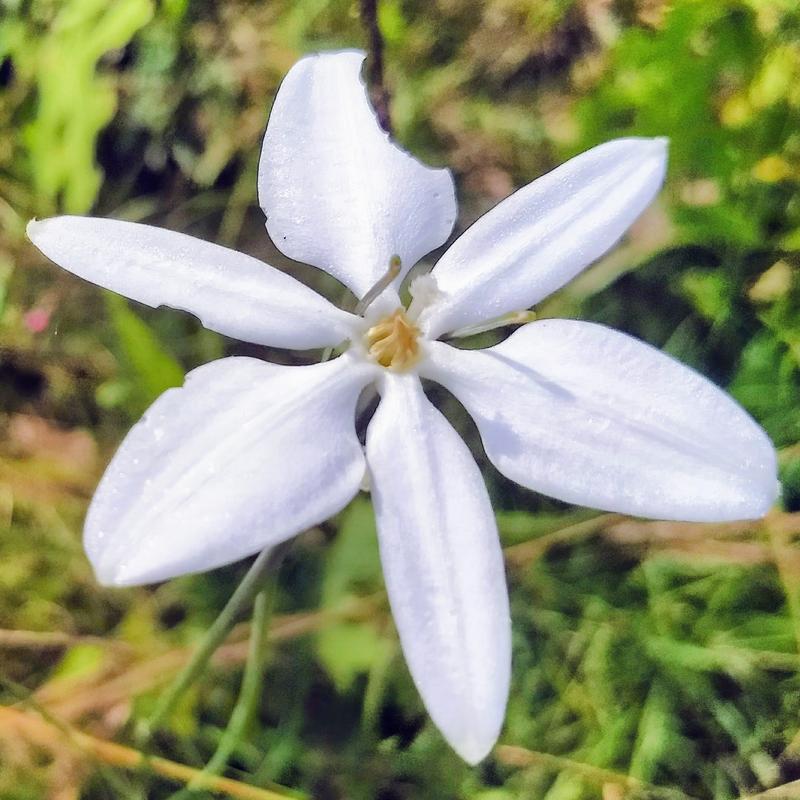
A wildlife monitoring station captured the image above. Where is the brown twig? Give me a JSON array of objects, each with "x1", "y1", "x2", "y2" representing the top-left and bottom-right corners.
[
  {"x1": 0, "y1": 629, "x2": 131, "y2": 651},
  {"x1": 33, "y1": 511, "x2": 800, "y2": 724},
  {"x1": 41, "y1": 595, "x2": 386, "y2": 722},
  {"x1": 495, "y1": 743, "x2": 697, "y2": 799},
  {"x1": 0, "y1": 705, "x2": 297, "y2": 800},
  {"x1": 740, "y1": 778, "x2": 800, "y2": 799},
  {"x1": 359, "y1": 0, "x2": 392, "y2": 133},
  {"x1": 503, "y1": 513, "x2": 623, "y2": 566}
]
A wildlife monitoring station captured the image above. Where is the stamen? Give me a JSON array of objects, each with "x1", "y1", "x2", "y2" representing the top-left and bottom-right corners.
[
  {"x1": 365, "y1": 309, "x2": 421, "y2": 371},
  {"x1": 447, "y1": 310, "x2": 536, "y2": 339},
  {"x1": 355, "y1": 255, "x2": 402, "y2": 316}
]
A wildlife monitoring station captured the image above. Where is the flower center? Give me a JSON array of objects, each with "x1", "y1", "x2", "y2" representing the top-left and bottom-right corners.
[{"x1": 364, "y1": 308, "x2": 421, "y2": 371}]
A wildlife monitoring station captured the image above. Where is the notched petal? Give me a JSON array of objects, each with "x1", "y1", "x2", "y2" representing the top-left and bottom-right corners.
[{"x1": 258, "y1": 50, "x2": 458, "y2": 298}]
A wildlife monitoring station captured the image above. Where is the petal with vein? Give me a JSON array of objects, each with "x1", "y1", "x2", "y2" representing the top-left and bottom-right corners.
[
  {"x1": 28, "y1": 216, "x2": 356, "y2": 349},
  {"x1": 366, "y1": 372, "x2": 510, "y2": 763},
  {"x1": 87, "y1": 355, "x2": 375, "y2": 585},
  {"x1": 421, "y1": 138, "x2": 668, "y2": 338},
  {"x1": 422, "y1": 322, "x2": 777, "y2": 521},
  {"x1": 258, "y1": 50, "x2": 457, "y2": 299}
]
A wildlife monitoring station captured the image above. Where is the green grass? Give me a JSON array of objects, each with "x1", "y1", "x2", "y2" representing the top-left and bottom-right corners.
[{"x1": 1, "y1": 0, "x2": 800, "y2": 797}]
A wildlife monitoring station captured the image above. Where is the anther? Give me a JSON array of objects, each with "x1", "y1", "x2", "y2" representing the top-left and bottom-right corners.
[
  {"x1": 365, "y1": 309, "x2": 421, "y2": 371},
  {"x1": 355, "y1": 255, "x2": 402, "y2": 316}
]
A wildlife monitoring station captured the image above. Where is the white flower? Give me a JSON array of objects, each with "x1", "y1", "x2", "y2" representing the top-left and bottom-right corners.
[{"x1": 27, "y1": 50, "x2": 777, "y2": 764}]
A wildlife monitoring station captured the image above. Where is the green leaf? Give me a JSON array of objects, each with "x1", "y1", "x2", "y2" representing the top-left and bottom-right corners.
[
  {"x1": 8, "y1": 0, "x2": 154, "y2": 213},
  {"x1": 320, "y1": 498, "x2": 383, "y2": 607},
  {"x1": 105, "y1": 293, "x2": 184, "y2": 414},
  {"x1": 317, "y1": 498, "x2": 389, "y2": 692},
  {"x1": 317, "y1": 623, "x2": 393, "y2": 693},
  {"x1": 679, "y1": 269, "x2": 731, "y2": 323},
  {"x1": 53, "y1": 642, "x2": 106, "y2": 680}
]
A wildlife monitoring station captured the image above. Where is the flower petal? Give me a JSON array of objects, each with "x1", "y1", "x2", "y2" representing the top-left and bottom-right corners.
[
  {"x1": 420, "y1": 138, "x2": 668, "y2": 338},
  {"x1": 366, "y1": 372, "x2": 510, "y2": 763},
  {"x1": 258, "y1": 50, "x2": 457, "y2": 300},
  {"x1": 422, "y1": 322, "x2": 777, "y2": 521},
  {"x1": 27, "y1": 216, "x2": 357, "y2": 349},
  {"x1": 86, "y1": 355, "x2": 375, "y2": 585}
]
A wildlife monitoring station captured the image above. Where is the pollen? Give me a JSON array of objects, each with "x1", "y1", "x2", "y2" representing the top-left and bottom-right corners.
[{"x1": 365, "y1": 308, "x2": 421, "y2": 371}]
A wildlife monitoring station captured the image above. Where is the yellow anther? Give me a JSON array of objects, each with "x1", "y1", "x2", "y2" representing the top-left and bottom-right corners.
[{"x1": 365, "y1": 308, "x2": 421, "y2": 371}]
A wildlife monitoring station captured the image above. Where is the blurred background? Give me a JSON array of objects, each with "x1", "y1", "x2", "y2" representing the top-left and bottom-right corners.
[{"x1": 1, "y1": 0, "x2": 800, "y2": 798}]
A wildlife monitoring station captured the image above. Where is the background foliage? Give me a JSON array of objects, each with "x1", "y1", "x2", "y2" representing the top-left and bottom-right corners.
[{"x1": 1, "y1": 0, "x2": 800, "y2": 798}]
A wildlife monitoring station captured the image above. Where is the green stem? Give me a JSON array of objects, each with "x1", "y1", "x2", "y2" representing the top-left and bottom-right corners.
[
  {"x1": 167, "y1": 579, "x2": 278, "y2": 799},
  {"x1": 136, "y1": 545, "x2": 285, "y2": 749}
]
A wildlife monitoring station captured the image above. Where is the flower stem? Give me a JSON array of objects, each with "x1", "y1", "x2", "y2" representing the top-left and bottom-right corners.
[
  {"x1": 166, "y1": 570, "x2": 280, "y2": 798},
  {"x1": 136, "y1": 545, "x2": 286, "y2": 749}
]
